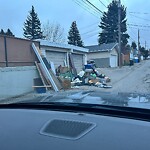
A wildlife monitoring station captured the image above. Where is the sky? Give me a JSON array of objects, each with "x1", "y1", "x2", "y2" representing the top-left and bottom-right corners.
[{"x1": 0, "y1": 0, "x2": 150, "y2": 48}]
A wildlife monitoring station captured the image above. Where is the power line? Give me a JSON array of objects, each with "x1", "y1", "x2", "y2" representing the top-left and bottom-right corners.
[
  {"x1": 80, "y1": 22, "x2": 99, "y2": 30},
  {"x1": 82, "y1": 29, "x2": 99, "y2": 36},
  {"x1": 128, "y1": 26, "x2": 150, "y2": 31},
  {"x1": 81, "y1": 0, "x2": 102, "y2": 15},
  {"x1": 99, "y1": 0, "x2": 107, "y2": 8},
  {"x1": 128, "y1": 22, "x2": 150, "y2": 26},
  {"x1": 128, "y1": 28, "x2": 137, "y2": 42},
  {"x1": 129, "y1": 14, "x2": 150, "y2": 22},
  {"x1": 128, "y1": 23, "x2": 150, "y2": 28},
  {"x1": 83, "y1": 32, "x2": 99, "y2": 39},
  {"x1": 85, "y1": 0, "x2": 103, "y2": 14},
  {"x1": 73, "y1": 0, "x2": 100, "y2": 18},
  {"x1": 129, "y1": 35, "x2": 136, "y2": 43},
  {"x1": 128, "y1": 12, "x2": 150, "y2": 15}
]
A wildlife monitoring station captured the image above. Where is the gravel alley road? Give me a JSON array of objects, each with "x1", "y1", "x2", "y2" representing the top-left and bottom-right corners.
[{"x1": 102, "y1": 60, "x2": 150, "y2": 94}]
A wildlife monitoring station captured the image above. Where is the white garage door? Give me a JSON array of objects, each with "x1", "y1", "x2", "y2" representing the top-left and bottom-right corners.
[
  {"x1": 110, "y1": 55, "x2": 118, "y2": 67},
  {"x1": 72, "y1": 54, "x2": 84, "y2": 73},
  {"x1": 46, "y1": 51, "x2": 66, "y2": 68}
]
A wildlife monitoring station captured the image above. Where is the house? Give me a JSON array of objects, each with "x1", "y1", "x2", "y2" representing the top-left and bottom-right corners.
[
  {"x1": 39, "y1": 40, "x2": 88, "y2": 73},
  {"x1": 86, "y1": 43, "x2": 118, "y2": 68}
]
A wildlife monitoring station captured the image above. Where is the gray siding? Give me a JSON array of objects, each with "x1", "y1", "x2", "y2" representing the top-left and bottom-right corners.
[
  {"x1": 93, "y1": 58, "x2": 110, "y2": 68},
  {"x1": 72, "y1": 54, "x2": 84, "y2": 73},
  {"x1": 46, "y1": 51, "x2": 66, "y2": 68}
]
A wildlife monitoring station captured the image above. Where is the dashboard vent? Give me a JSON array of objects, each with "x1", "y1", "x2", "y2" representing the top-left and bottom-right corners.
[{"x1": 40, "y1": 119, "x2": 96, "y2": 140}]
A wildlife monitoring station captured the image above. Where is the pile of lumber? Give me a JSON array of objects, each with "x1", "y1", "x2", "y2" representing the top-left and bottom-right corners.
[{"x1": 32, "y1": 43, "x2": 62, "y2": 92}]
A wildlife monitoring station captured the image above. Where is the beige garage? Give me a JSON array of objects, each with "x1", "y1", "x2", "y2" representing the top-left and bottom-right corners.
[
  {"x1": 72, "y1": 54, "x2": 84, "y2": 72},
  {"x1": 46, "y1": 51, "x2": 66, "y2": 68},
  {"x1": 86, "y1": 43, "x2": 118, "y2": 68},
  {"x1": 40, "y1": 40, "x2": 88, "y2": 73}
]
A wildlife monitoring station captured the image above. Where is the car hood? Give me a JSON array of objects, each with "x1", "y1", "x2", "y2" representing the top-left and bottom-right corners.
[{"x1": 40, "y1": 91, "x2": 150, "y2": 110}]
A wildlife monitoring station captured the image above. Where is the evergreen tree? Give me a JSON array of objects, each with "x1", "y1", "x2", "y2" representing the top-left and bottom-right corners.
[
  {"x1": 98, "y1": 0, "x2": 129, "y2": 48},
  {"x1": 131, "y1": 41, "x2": 137, "y2": 50},
  {"x1": 68, "y1": 21, "x2": 84, "y2": 47},
  {"x1": 6, "y1": 28, "x2": 14, "y2": 37},
  {"x1": 0, "y1": 29, "x2": 5, "y2": 35},
  {"x1": 140, "y1": 47, "x2": 149, "y2": 59},
  {"x1": 23, "y1": 6, "x2": 43, "y2": 40},
  {"x1": 0, "y1": 29, "x2": 14, "y2": 37}
]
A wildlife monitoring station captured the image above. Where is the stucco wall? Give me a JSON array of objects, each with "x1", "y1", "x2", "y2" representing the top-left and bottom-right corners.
[{"x1": 0, "y1": 66, "x2": 39, "y2": 99}]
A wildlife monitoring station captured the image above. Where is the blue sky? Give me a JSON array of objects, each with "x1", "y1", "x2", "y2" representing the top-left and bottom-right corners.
[{"x1": 0, "y1": 0, "x2": 150, "y2": 48}]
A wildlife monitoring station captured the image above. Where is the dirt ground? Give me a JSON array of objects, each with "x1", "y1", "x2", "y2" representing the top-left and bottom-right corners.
[{"x1": 78, "y1": 59, "x2": 150, "y2": 94}]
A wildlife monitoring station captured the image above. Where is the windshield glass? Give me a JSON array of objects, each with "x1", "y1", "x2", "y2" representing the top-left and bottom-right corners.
[{"x1": 0, "y1": 0, "x2": 150, "y2": 110}]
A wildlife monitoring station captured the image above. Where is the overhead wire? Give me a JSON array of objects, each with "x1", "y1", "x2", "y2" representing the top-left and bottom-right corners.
[
  {"x1": 73, "y1": 0, "x2": 104, "y2": 41},
  {"x1": 81, "y1": 0, "x2": 102, "y2": 15},
  {"x1": 128, "y1": 12, "x2": 150, "y2": 15},
  {"x1": 73, "y1": 0, "x2": 100, "y2": 18},
  {"x1": 129, "y1": 14, "x2": 150, "y2": 22},
  {"x1": 83, "y1": 32, "x2": 99, "y2": 39},
  {"x1": 74, "y1": 0, "x2": 149, "y2": 45},
  {"x1": 128, "y1": 23, "x2": 150, "y2": 28},
  {"x1": 85, "y1": 0, "x2": 103, "y2": 14},
  {"x1": 82, "y1": 29, "x2": 99, "y2": 36},
  {"x1": 80, "y1": 22, "x2": 99, "y2": 30},
  {"x1": 98, "y1": 0, "x2": 107, "y2": 8},
  {"x1": 128, "y1": 28, "x2": 137, "y2": 42},
  {"x1": 128, "y1": 26, "x2": 150, "y2": 31}
]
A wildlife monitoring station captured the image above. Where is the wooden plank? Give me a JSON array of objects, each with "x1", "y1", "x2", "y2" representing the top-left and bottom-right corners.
[
  {"x1": 35, "y1": 61, "x2": 47, "y2": 88},
  {"x1": 49, "y1": 69, "x2": 62, "y2": 90},
  {"x1": 68, "y1": 53, "x2": 77, "y2": 76},
  {"x1": 38, "y1": 63, "x2": 53, "y2": 90},
  {"x1": 32, "y1": 43, "x2": 59, "y2": 92},
  {"x1": 36, "y1": 46, "x2": 43, "y2": 56}
]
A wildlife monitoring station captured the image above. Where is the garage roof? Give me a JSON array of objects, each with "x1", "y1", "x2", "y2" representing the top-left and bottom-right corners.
[
  {"x1": 86, "y1": 43, "x2": 118, "y2": 53},
  {"x1": 38, "y1": 40, "x2": 89, "y2": 53}
]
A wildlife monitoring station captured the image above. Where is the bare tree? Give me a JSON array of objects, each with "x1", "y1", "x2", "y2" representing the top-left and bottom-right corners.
[{"x1": 42, "y1": 21, "x2": 66, "y2": 43}]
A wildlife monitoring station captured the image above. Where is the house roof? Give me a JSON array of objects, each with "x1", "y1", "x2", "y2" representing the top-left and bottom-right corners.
[
  {"x1": 86, "y1": 43, "x2": 118, "y2": 53},
  {"x1": 38, "y1": 40, "x2": 89, "y2": 53}
]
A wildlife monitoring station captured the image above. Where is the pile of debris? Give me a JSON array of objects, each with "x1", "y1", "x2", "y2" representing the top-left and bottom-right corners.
[
  {"x1": 32, "y1": 43, "x2": 112, "y2": 93},
  {"x1": 56, "y1": 64, "x2": 112, "y2": 89},
  {"x1": 71, "y1": 64, "x2": 112, "y2": 88}
]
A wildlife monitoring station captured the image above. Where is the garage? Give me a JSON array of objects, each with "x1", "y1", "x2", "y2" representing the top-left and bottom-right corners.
[
  {"x1": 46, "y1": 51, "x2": 66, "y2": 68},
  {"x1": 86, "y1": 43, "x2": 118, "y2": 68},
  {"x1": 72, "y1": 54, "x2": 84, "y2": 73},
  {"x1": 93, "y1": 58, "x2": 110, "y2": 68},
  {"x1": 110, "y1": 55, "x2": 118, "y2": 67},
  {"x1": 39, "y1": 40, "x2": 88, "y2": 73}
]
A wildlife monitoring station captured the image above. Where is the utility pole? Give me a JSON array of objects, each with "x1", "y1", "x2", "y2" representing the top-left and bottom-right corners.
[
  {"x1": 118, "y1": 0, "x2": 121, "y2": 67},
  {"x1": 145, "y1": 41, "x2": 146, "y2": 50},
  {"x1": 138, "y1": 29, "x2": 141, "y2": 59},
  {"x1": 138, "y1": 29, "x2": 140, "y2": 51}
]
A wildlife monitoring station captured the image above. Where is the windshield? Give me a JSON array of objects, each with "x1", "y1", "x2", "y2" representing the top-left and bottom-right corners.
[{"x1": 0, "y1": 0, "x2": 150, "y2": 110}]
